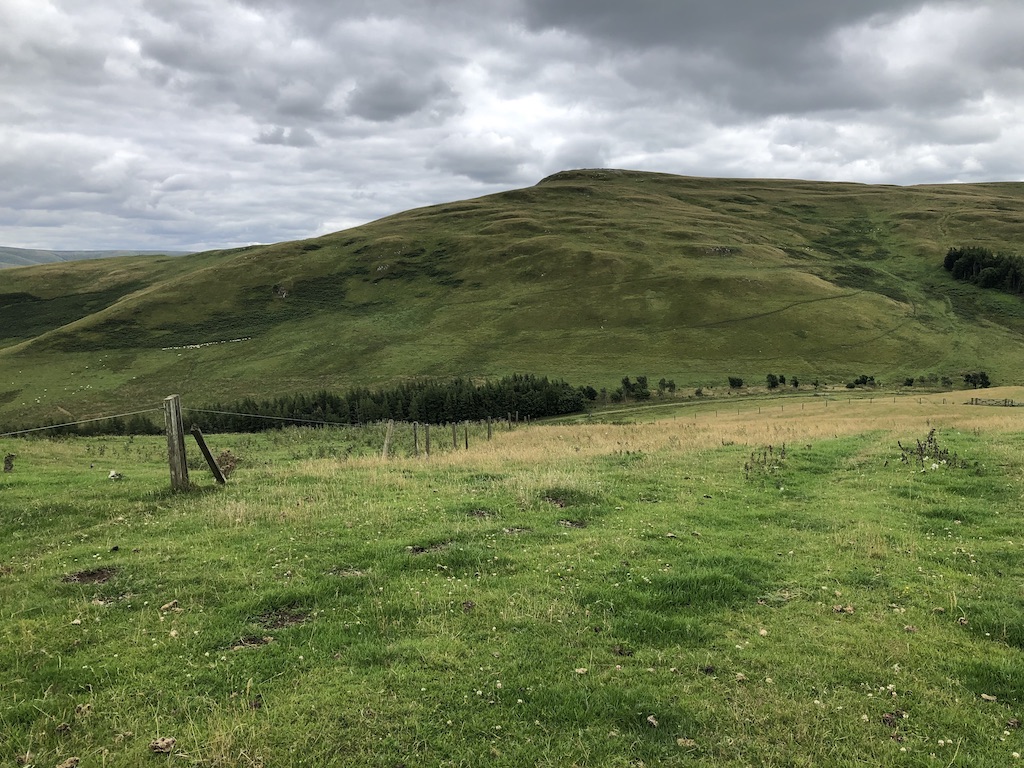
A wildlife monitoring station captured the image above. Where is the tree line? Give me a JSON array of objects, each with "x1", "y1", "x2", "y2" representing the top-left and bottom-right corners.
[
  {"x1": 944, "y1": 246, "x2": 1024, "y2": 295},
  {"x1": 191, "y1": 374, "x2": 595, "y2": 433}
]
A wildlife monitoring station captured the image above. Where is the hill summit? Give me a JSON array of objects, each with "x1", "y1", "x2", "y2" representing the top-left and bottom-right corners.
[{"x1": 3, "y1": 169, "x2": 1024, "y2": 423}]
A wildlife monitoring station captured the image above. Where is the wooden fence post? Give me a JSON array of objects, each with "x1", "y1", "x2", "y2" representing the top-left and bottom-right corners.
[
  {"x1": 425, "y1": 423, "x2": 431, "y2": 457},
  {"x1": 413, "y1": 422, "x2": 419, "y2": 455},
  {"x1": 464, "y1": 424, "x2": 469, "y2": 450},
  {"x1": 452, "y1": 421, "x2": 457, "y2": 449},
  {"x1": 382, "y1": 419, "x2": 395, "y2": 459},
  {"x1": 163, "y1": 394, "x2": 190, "y2": 491},
  {"x1": 190, "y1": 425, "x2": 226, "y2": 484}
]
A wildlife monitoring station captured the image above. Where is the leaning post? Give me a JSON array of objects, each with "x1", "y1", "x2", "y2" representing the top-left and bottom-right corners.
[{"x1": 164, "y1": 395, "x2": 190, "y2": 491}]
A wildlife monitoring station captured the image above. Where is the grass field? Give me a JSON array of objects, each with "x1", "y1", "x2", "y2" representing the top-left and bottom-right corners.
[{"x1": 2, "y1": 390, "x2": 1022, "y2": 766}]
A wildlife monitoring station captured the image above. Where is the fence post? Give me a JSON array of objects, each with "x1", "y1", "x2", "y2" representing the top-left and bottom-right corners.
[
  {"x1": 464, "y1": 424, "x2": 469, "y2": 450},
  {"x1": 382, "y1": 419, "x2": 395, "y2": 459},
  {"x1": 413, "y1": 422, "x2": 419, "y2": 455},
  {"x1": 163, "y1": 395, "x2": 190, "y2": 491},
  {"x1": 190, "y1": 425, "x2": 226, "y2": 484},
  {"x1": 452, "y1": 421, "x2": 458, "y2": 449},
  {"x1": 425, "y1": 423, "x2": 431, "y2": 457}
]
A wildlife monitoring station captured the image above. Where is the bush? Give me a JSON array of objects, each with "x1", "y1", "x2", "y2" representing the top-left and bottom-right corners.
[
  {"x1": 964, "y1": 371, "x2": 991, "y2": 389},
  {"x1": 728, "y1": 377, "x2": 744, "y2": 389}
]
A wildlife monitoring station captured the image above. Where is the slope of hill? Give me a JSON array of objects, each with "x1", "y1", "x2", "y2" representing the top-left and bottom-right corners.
[
  {"x1": 0, "y1": 246, "x2": 190, "y2": 270},
  {"x1": 3, "y1": 169, "x2": 1024, "y2": 425}
]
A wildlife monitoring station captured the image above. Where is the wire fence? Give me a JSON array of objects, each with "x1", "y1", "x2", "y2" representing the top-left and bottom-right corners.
[
  {"x1": 0, "y1": 407, "x2": 164, "y2": 439},
  {"x1": 0, "y1": 405, "x2": 492, "y2": 440}
]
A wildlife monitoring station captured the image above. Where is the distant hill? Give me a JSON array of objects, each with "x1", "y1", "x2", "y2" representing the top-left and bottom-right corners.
[
  {"x1": 3, "y1": 168, "x2": 1024, "y2": 425},
  {"x1": 0, "y1": 246, "x2": 190, "y2": 269}
]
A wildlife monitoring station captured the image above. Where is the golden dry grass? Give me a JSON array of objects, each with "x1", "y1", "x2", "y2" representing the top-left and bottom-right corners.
[{"x1": 334, "y1": 388, "x2": 1024, "y2": 474}]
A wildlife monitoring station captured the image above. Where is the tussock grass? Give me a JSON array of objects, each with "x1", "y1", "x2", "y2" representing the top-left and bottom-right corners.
[{"x1": 1, "y1": 397, "x2": 1023, "y2": 765}]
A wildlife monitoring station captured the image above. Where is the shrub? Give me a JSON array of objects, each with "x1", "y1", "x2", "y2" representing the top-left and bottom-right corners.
[
  {"x1": 728, "y1": 377, "x2": 744, "y2": 389},
  {"x1": 964, "y1": 371, "x2": 991, "y2": 389}
]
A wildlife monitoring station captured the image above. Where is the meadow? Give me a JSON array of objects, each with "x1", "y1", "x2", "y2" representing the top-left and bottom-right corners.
[{"x1": 1, "y1": 390, "x2": 1023, "y2": 766}]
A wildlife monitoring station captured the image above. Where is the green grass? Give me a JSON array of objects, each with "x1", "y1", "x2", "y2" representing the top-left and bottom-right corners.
[
  {"x1": 2, "y1": 402, "x2": 1023, "y2": 766},
  {"x1": 5, "y1": 171, "x2": 1024, "y2": 425}
]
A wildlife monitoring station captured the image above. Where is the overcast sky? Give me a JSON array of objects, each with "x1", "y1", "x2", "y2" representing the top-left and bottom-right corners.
[{"x1": 2, "y1": 0, "x2": 1022, "y2": 252}]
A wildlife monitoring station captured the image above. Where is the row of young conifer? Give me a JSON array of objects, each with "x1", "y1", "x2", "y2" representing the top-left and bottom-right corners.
[{"x1": 191, "y1": 374, "x2": 595, "y2": 433}]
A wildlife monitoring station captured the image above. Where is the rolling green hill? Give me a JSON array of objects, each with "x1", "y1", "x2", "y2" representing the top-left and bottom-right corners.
[
  {"x1": 3, "y1": 168, "x2": 1024, "y2": 425},
  {"x1": 0, "y1": 246, "x2": 190, "y2": 270}
]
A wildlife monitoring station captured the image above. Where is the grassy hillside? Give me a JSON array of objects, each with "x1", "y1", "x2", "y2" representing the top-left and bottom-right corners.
[
  {"x1": 4, "y1": 169, "x2": 1024, "y2": 424},
  {"x1": 0, "y1": 246, "x2": 190, "y2": 270}
]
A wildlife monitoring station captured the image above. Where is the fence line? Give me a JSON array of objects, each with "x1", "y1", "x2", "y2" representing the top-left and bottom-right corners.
[
  {"x1": 184, "y1": 408, "x2": 347, "y2": 429},
  {"x1": 0, "y1": 407, "x2": 163, "y2": 438}
]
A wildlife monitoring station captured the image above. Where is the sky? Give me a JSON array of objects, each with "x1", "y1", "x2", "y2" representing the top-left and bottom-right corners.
[{"x1": 2, "y1": 0, "x2": 1023, "y2": 252}]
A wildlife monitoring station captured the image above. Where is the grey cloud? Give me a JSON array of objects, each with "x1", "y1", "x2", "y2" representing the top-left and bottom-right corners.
[
  {"x1": 346, "y1": 75, "x2": 460, "y2": 122},
  {"x1": 548, "y1": 138, "x2": 611, "y2": 172},
  {"x1": 519, "y1": 0, "x2": 927, "y2": 56},
  {"x1": 428, "y1": 134, "x2": 537, "y2": 184},
  {"x1": 256, "y1": 126, "x2": 319, "y2": 147}
]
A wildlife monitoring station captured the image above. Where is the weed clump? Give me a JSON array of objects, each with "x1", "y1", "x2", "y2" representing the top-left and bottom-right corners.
[
  {"x1": 897, "y1": 428, "x2": 969, "y2": 469},
  {"x1": 744, "y1": 444, "x2": 787, "y2": 482}
]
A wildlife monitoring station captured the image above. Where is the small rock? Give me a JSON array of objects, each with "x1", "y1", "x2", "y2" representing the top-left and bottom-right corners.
[
  {"x1": 55, "y1": 758, "x2": 80, "y2": 768},
  {"x1": 108, "y1": 470, "x2": 122, "y2": 480},
  {"x1": 646, "y1": 714, "x2": 659, "y2": 727},
  {"x1": 981, "y1": 694, "x2": 998, "y2": 702},
  {"x1": 149, "y1": 736, "x2": 176, "y2": 753},
  {"x1": 160, "y1": 600, "x2": 179, "y2": 612}
]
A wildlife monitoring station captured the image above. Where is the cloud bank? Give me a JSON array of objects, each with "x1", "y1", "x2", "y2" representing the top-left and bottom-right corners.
[{"x1": 1, "y1": 0, "x2": 1021, "y2": 250}]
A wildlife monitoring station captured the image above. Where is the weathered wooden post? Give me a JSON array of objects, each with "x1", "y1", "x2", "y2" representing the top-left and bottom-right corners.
[
  {"x1": 425, "y1": 423, "x2": 431, "y2": 457},
  {"x1": 452, "y1": 421, "x2": 457, "y2": 449},
  {"x1": 381, "y1": 419, "x2": 395, "y2": 459},
  {"x1": 190, "y1": 425, "x2": 226, "y2": 484},
  {"x1": 464, "y1": 424, "x2": 469, "y2": 450},
  {"x1": 163, "y1": 395, "x2": 189, "y2": 491},
  {"x1": 413, "y1": 422, "x2": 419, "y2": 455}
]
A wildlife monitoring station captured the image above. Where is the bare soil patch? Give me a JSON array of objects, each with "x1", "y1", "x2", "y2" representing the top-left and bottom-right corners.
[{"x1": 62, "y1": 566, "x2": 118, "y2": 584}]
